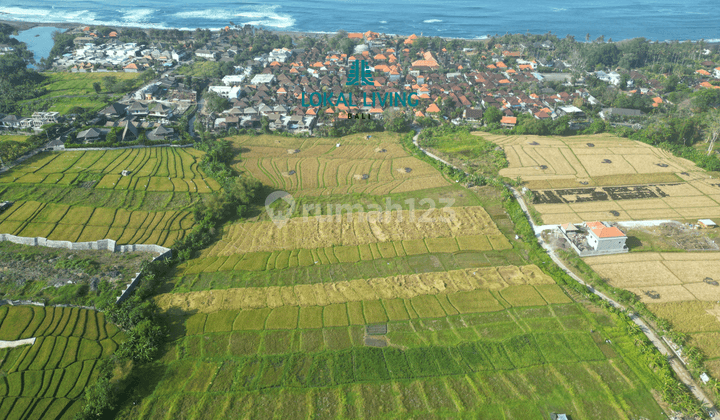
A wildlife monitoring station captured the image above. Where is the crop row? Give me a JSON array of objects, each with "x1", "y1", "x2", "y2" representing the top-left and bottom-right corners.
[
  {"x1": 0, "y1": 306, "x2": 120, "y2": 342},
  {"x1": 0, "y1": 307, "x2": 125, "y2": 420},
  {"x1": 181, "y1": 235, "x2": 511, "y2": 275},
  {"x1": 0, "y1": 201, "x2": 193, "y2": 246},
  {"x1": 158, "y1": 270, "x2": 569, "y2": 314},
  {"x1": 1, "y1": 147, "x2": 206, "y2": 179},
  {"x1": 178, "y1": 285, "x2": 571, "y2": 332},
  {"x1": 134, "y1": 360, "x2": 661, "y2": 420},
  {"x1": 157, "y1": 333, "x2": 607, "y2": 394}
]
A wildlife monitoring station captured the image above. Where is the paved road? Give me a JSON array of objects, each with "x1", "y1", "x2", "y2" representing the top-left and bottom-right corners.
[{"x1": 411, "y1": 128, "x2": 718, "y2": 417}]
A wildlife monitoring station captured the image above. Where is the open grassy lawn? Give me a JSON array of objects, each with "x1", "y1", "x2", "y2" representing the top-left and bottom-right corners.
[
  {"x1": 0, "y1": 306, "x2": 125, "y2": 420},
  {"x1": 39, "y1": 72, "x2": 142, "y2": 97},
  {"x1": 0, "y1": 135, "x2": 32, "y2": 143}
]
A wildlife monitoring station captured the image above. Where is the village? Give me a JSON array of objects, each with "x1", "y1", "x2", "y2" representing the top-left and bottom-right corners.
[{"x1": 2, "y1": 24, "x2": 719, "y2": 150}]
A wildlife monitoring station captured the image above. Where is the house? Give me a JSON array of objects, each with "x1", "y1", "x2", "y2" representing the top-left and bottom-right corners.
[
  {"x1": 208, "y1": 85, "x2": 242, "y2": 99},
  {"x1": 698, "y1": 219, "x2": 717, "y2": 229},
  {"x1": 599, "y1": 107, "x2": 642, "y2": 120},
  {"x1": 148, "y1": 103, "x2": 174, "y2": 118},
  {"x1": 121, "y1": 120, "x2": 138, "y2": 142},
  {"x1": 250, "y1": 74, "x2": 276, "y2": 85},
  {"x1": 123, "y1": 63, "x2": 140, "y2": 73},
  {"x1": 45, "y1": 139, "x2": 65, "y2": 151},
  {"x1": 76, "y1": 128, "x2": 108, "y2": 143},
  {"x1": 1, "y1": 115, "x2": 21, "y2": 129},
  {"x1": 560, "y1": 223, "x2": 579, "y2": 234},
  {"x1": 584, "y1": 221, "x2": 628, "y2": 253},
  {"x1": 127, "y1": 102, "x2": 149, "y2": 117},
  {"x1": 550, "y1": 414, "x2": 569, "y2": 420},
  {"x1": 99, "y1": 103, "x2": 127, "y2": 119},
  {"x1": 222, "y1": 75, "x2": 246, "y2": 86},
  {"x1": 195, "y1": 49, "x2": 218, "y2": 60},
  {"x1": 147, "y1": 125, "x2": 175, "y2": 141},
  {"x1": 463, "y1": 108, "x2": 483, "y2": 121},
  {"x1": 500, "y1": 116, "x2": 517, "y2": 128}
]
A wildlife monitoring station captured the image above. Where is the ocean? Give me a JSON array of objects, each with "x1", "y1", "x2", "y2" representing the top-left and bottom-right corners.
[{"x1": 0, "y1": 0, "x2": 718, "y2": 42}]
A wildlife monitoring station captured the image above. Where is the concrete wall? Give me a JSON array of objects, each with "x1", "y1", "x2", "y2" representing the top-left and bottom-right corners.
[{"x1": 0, "y1": 234, "x2": 172, "y2": 304}]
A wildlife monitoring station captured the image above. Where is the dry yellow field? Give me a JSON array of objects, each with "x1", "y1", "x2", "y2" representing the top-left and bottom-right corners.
[
  {"x1": 483, "y1": 133, "x2": 720, "y2": 223},
  {"x1": 228, "y1": 133, "x2": 450, "y2": 196},
  {"x1": 532, "y1": 179, "x2": 720, "y2": 224},
  {"x1": 487, "y1": 133, "x2": 700, "y2": 185},
  {"x1": 156, "y1": 264, "x2": 559, "y2": 312},
  {"x1": 206, "y1": 206, "x2": 506, "y2": 256},
  {"x1": 586, "y1": 252, "x2": 720, "y2": 303}
]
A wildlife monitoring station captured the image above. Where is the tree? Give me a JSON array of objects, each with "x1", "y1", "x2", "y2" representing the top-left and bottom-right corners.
[
  {"x1": 106, "y1": 128, "x2": 119, "y2": 143},
  {"x1": 92, "y1": 82, "x2": 101, "y2": 94},
  {"x1": 484, "y1": 106, "x2": 502, "y2": 124},
  {"x1": 204, "y1": 91, "x2": 231, "y2": 114}
]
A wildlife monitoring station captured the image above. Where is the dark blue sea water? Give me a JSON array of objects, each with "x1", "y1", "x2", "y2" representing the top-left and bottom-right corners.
[{"x1": 0, "y1": 1, "x2": 718, "y2": 42}]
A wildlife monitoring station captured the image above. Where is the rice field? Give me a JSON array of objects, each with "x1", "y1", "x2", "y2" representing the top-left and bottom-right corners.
[
  {"x1": 532, "y1": 179, "x2": 720, "y2": 224},
  {"x1": 0, "y1": 200, "x2": 193, "y2": 247},
  {"x1": 156, "y1": 265, "x2": 562, "y2": 313},
  {"x1": 205, "y1": 206, "x2": 507, "y2": 256},
  {"x1": 0, "y1": 305, "x2": 125, "y2": 420},
  {"x1": 488, "y1": 133, "x2": 700, "y2": 187},
  {"x1": 484, "y1": 133, "x2": 720, "y2": 224},
  {"x1": 115, "y1": 294, "x2": 666, "y2": 420},
  {"x1": 0, "y1": 148, "x2": 220, "y2": 193},
  {"x1": 586, "y1": 252, "x2": 720, "y2": 304},
  {"x1": 0, "y1": 147, "x2": 215, "y2": 246},
  {"x1": 228, "y1": 133, "x2": 450, "y2": 196}
]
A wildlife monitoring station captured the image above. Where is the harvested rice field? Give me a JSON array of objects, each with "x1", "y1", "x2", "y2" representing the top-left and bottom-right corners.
[
  {"x1": 488, "y1": 133, "x2": 700, "y2": 188},
  {"x1": 531, "y1": 180, "x2": 720, "y2": 224},
  {"x1": 586, "y1": 252, "x2": 720, "y2": 304},
  {"x1": 228, "y1": 133, "x2": 450, "y2": 196},
  {"x1": 155, "y1": 265, "x2": 559, "y2": 312},
  {"x1": 205, "y1": 206, "x2": 507, "y2": 256},
  {"x1": 483, "y1": 133, "x2": 720, "y2": 223}
]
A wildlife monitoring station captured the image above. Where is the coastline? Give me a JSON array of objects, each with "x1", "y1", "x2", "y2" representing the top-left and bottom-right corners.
[{"x1": 1, "y1": 18, "x2": 717, "y2": 44}]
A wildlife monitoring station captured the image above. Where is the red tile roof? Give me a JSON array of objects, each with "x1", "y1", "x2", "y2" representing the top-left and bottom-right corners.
[{"x1": 592, "y1": 226, "x2": 626, "y2": 238}]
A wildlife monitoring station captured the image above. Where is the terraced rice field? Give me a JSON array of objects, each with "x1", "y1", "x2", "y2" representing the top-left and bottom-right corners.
[
  {"x1": 228, "y1": 133, "x2": 450, "y2": 196},
  {"x1": 0, "y1": 148, "x2": 220, "y2": 193},
  {"x1": 0, "y1": 200, "x2": 193, "y2": 247},
  {"x1": 0, "y1": 148, "x2": 215, "y2": 246},
  {"x1": 0, "y1": 305, "x2": 125, "y2": 420}
]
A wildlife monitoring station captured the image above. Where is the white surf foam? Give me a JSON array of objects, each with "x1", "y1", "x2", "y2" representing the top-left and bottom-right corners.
[{"x1": 423, "y1": 19, "x2": 442, "y2": 23}]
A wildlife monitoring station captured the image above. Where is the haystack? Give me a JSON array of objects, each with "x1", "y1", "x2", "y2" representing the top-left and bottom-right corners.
[
  {"x1": 396, "y1": 167, "x2": 412, "y2": 174},
  {"x1": 374, "y1": 147, "x2": 386, "y2": 153},
  {"x1": 287, "y1": 149, "x2": 300, "y2": 154},
  {"x1": 353, "y1": 174, "x2": 369, "y2": 180},
  {"x1": 281, "y1": 170, "x2": 296, "y2": 177}
]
